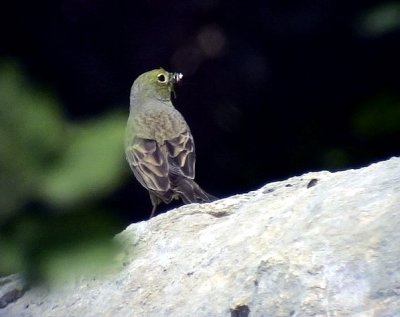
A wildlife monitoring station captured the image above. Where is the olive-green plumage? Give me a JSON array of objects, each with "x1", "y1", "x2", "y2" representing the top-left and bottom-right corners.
[{"x1": 125, "y1": 68, "x2": 215, "y2": 217}]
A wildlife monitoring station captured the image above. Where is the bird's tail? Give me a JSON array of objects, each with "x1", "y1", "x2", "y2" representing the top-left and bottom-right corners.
[{"x1": 175, "y1": 178, "x2": 217, "y2": 204}]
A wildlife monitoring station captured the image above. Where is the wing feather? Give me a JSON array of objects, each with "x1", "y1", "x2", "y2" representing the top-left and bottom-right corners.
[
  {"x1": 126, "y1": 129, "x2": 196, "y2": 197},
  {"x1": 165, "y1": 130, "x2": 195, "y2": 179},
  {"x1": 126, "y1": 138, "x2": 170, "y2": 192}
]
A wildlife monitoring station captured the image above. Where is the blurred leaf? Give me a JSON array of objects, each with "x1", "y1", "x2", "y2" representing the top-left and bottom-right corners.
[
  {"x1": 0, "y1": 61, "x2": 65, "y2": 217},
  {"x1": 0, "y1": 60, "x2": 129, "y2": 284},
  {"x1": 0, "y1": 209, "x2": 123, "y2": 281},
  {"x1": 356, "y1": 2, "x2": 400, "y2": 37},
  {"x1": 39, "y1": 239, "x2": 119, "y2": 285},
  {"x1": 321, "y1": 148, "x2": 349, "y2": 170},
  {"x1": 353, "y1": 94, "x2": 400, "y2": 138},
  {"x1": 0, "y1": 240, "x2": 24, "y2": 275},
  {"x1": 40, "y1": 113, "x2": 127, "y2": 207}
]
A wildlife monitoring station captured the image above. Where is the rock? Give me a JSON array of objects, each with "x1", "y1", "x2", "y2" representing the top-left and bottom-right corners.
[
  {"x1": 1, "y1": 157, "x2": 400, "y2": 317},
  {"x1": 0, "y1": 275, "x2": 28, "y2": 309}
]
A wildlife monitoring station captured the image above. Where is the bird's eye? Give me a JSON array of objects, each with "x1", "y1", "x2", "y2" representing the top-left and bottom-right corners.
[{"x1": 157, "y1": 74, "x2": 167, "y2": 83}]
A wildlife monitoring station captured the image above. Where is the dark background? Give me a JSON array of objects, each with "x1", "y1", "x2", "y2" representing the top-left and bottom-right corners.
[{"x1": 1, "y1": 0, "x2": 399, "y2": 280}]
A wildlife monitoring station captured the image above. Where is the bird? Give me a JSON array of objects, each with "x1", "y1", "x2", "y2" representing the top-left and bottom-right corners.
[{"x1": 125, "y1": 68, "x2": 216, "y2": 218}]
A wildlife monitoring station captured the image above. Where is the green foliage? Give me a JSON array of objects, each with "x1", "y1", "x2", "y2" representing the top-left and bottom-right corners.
[
  {"x1": 0, "y1": 60, "x2": 128, "y2": 283},
  {"x1": 1, "y1": 210, "x2": 121, "y2": 284},
  {"x1": 0, "y1": 62, "x2": 65, "y2": 216},
  {"x1": 356, "y1": 2, "x2": 400, "y2": 37},
  {"x1": 321, "y1": 148, "x2": 350, "y2": 170},
  {"x1": 353, "y1": 94, "x2": 400, "y2": 138},
  {"x1": 40, "y1": 114, "x2": 126, "y2": 207}
]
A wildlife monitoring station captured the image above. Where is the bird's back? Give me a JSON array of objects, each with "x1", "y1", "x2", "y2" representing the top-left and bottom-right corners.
[{"x1": 127, "y1": 98, "x2": 188, "y2": 143}]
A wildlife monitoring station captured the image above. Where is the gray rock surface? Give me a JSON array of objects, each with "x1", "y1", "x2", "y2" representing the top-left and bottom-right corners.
[{"x1": 1, "y1": 157, "x2": 400, "y2": 317}]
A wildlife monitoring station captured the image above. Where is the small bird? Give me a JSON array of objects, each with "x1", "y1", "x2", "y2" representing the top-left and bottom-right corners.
[{"x1": 125, "y1": 68, "x2": 215, "y2": 217}]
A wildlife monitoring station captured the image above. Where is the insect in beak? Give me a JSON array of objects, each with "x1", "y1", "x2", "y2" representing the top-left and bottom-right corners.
[
  {"x1": 170, "y1": 72, "x2": 183, "y2": 98},
  {"x1": 171, "y1": 72, "x2": 183, "y2": 84}
]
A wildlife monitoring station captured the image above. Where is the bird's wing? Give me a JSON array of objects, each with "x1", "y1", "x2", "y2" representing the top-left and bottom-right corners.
[
  {"x1": 125, "y1": 137, "x2": 170, "y2": 192},
  {"x1": 165, "y1": 129, "x2": 196, "y2": 179}
]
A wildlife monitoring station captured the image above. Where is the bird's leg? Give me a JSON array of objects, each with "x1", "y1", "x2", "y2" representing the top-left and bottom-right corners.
[
  {"x1": 149, "y1": 205, "x2": 157, "y2": 219},
  {"x1": 149, "y1": 193, "x2": 160, "y2": 218}
]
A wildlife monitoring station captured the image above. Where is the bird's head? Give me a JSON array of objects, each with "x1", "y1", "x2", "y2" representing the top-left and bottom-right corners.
[{"x1": 131, "y1": 68, "x2": 183, "y2": 101}]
